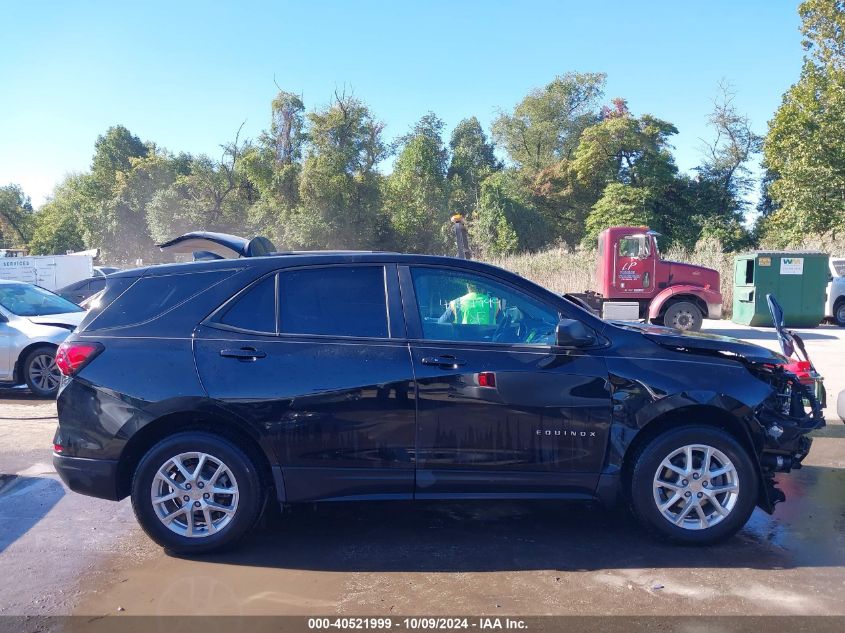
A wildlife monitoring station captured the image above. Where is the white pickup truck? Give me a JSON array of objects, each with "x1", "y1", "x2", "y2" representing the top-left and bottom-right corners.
[{"x1": 827, "y1": 257, "x2": 845, "y2": 327}]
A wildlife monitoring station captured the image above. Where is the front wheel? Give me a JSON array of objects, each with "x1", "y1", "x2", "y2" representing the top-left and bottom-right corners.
[
  {"x1": 131, "y1": 432, "x2": 263, "y2": 554},
  {"x1": 23, "y1": 345, "x2": 62, "y2": 398},
  {"x1": 662, "y1": 301, "x2": 703, "y2": 332},
  {"x1": 629, "y1": 426, "x2": 758, "y2": 544}
]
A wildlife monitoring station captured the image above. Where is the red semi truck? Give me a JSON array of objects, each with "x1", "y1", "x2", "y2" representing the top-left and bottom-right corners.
[{"x1": 569, "y1": 226, "x2": 722, "y2": 331}]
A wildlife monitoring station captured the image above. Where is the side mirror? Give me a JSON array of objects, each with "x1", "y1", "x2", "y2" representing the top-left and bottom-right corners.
[{"x1": 555, "y1": 319, "x2": 596, "y2": 348}]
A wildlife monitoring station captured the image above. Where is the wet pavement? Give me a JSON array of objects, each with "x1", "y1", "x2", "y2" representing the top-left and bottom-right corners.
[{"x1": 0, "y1": 324, "x2": 843, "y2": 618}]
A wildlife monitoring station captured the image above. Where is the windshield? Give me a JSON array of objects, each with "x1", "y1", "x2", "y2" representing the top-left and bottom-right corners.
[{"x1": 0, "y1": 284, "x2": 84, "y2": 316}]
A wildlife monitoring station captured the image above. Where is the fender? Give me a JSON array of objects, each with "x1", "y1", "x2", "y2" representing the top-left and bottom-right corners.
[{"x1": 648, "y1": 285, "x2": 723, "y2": 320}]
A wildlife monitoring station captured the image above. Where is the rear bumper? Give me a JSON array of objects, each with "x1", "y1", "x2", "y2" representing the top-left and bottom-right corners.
[{"x1": 53, "y1": 453, "x2": 121, "y2": 501}]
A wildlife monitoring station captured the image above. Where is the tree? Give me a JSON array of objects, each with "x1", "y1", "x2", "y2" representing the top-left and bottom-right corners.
[
  {"x1": 492, "y1": 72, "x2": 605, "y2": 171},
  {"x1": 572, "y1": 101, "x2": 679, "y2": 189},
  {"x1": 241, "y1": 91, "x2": 306, "y2": 241},
  {"x1": 384, "y1": 113, "x2": 450, "y2": 252},
  {"x1": 295, "y1": 92, "x2": 390, "y2": 249},
  {"x1": 584, "y1": 183, "x2": 657, "y2": 246},
  {"x1": 147, "y1": 136, "x2": 255, "y2": 248},
  {"x1": 760, "y1": 1, "x2": 845, "y2": 245},
  {"x1": 474, "y1": 171, "x2": 551, "y2": 255},
  {"x1": 28, "y1": 203, "x2": 84, "y2": 255},
  {"x1": 0, "y1": 184, "x2": 34, "y2": 247},
  {"x1": 447, "y1": 117, "x2": 499, "y2": 216},
  {"x1": 697, "y1": 83, "x2": 762, "y2": 220}
]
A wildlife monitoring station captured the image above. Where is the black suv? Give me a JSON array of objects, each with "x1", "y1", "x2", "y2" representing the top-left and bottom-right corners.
[{"x1": 52, "y1": 233, "x2": 824, "y2": 553}]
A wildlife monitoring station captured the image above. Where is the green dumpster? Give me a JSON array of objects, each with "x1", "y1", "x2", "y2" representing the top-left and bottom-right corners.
[{"x1": 732, "y1": 251, "x2": 829, "y2": 327}]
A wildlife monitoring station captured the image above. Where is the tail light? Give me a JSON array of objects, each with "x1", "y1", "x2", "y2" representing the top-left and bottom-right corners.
[{"x1": 55, "y1": 341, "x2": 103, "y2": 376}]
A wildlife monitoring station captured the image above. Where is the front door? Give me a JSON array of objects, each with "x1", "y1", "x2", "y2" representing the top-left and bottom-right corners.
[
  {"x1": 193, "y1": 264, "x2": 417, "y2": 502},
  {"x1": 401, "y1": 265, "x2": 612, "y2": 499},
  {"x1": 614, "y1": 233, "x2": 656, "y2": 296}
]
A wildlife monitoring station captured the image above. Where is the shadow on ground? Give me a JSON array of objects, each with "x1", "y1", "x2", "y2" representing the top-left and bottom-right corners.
[
  {"x1": 0, "y1": 475, "x2": 64, "y2": 553},
  {"x1": 174, "y1": 463, "x2": 845, "y2": 574}
]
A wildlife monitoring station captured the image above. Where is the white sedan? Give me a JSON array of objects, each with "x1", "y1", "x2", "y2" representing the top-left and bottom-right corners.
[{"x1": 0, "y1": 280, "x2": 85, "y2": 397}]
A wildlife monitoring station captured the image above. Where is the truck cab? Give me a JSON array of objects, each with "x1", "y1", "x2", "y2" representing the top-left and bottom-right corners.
[{"x1": 594, "y1": 226, "x2": 722, "y2": 331}]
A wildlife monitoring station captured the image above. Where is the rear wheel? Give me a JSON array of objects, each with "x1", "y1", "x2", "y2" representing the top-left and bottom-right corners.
[
  {"x1": 833, "y1": 299, "x2": 845, "y2": 327},
  {"x1": 629, "y1": 425, "x2": 758, "y2": 544},
  {"x1": 131, "y1": 432, "x2": 262, "y2": 554},
  {"x1": 662, "y1": 301, "x2": 703, "y2": 332},
  {"x1": 23, "y1": 345, "x2": 61, "y2": 398}
]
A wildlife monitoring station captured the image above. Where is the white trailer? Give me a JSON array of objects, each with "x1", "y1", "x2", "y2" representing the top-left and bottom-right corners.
[{"x1": 0, "y1": 251, "x2": 95, "y2": 292}]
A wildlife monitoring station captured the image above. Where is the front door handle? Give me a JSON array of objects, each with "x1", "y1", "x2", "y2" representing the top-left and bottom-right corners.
[
  {"x1": 220, "y1": 347, "x2": 266, "y2": 361},
  {"x1": 421, "y1": 355, "x2": 466, "y2": 370}
]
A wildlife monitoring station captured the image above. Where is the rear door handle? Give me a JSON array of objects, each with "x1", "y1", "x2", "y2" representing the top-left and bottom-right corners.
[
  {"x1": 421, "y1": 355, "x2": 466, "y2": 369},
  {"x1": 220, "y1": 347, "x2": 266, "y2": 361}
]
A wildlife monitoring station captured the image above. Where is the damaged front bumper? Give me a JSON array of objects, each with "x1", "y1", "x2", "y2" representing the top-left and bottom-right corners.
[{"x1": 749, "y1": 364, "x2": 826, "y2": 512}]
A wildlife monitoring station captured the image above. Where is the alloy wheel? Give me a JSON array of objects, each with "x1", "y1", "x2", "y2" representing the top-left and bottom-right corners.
[
  {"x1": 151, "y1": 451, "x2": 240, "y2": 538},
  {"x1": 29, "y1": 353, "x2": 61, "y2": 393},
  {"x1": 652, "y1": 443, "x2": 739, "y2": 530}
]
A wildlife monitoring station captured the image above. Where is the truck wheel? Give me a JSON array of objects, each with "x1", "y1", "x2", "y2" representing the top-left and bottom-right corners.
[
  {"x1": 834, "y1": 299, "x2": 845, "y2": 327},
  {"x1": 131, "y1": 431, "x2": 263, "y2": 554},
  {"x1": 663, "y1": 301, "x2": 703, "y2": 332},
  {"x1": 23, "y1": 345, "x2": 62, "y2": 398},
  {"x1": 628, "y1": 425, "x2": 758, "y2": 544}
]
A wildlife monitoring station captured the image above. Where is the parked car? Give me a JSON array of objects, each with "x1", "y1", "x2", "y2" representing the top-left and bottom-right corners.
[
  {"x1": 52, "y1": 233, "x2": 825, "y2": 553},
  {"x1": 0, "y1": 280, "x2": 85, "y2": 397},
  {"x1": 825, "y1": 257, "x2": 845, "y2": 326},
  {"x1": 57, "y1": 267, "x2": 121, "y2": 305}
]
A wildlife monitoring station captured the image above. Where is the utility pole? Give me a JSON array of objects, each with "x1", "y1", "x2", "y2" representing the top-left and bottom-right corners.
[{"x1": 451, "y1": 214, "x2": 471, "y2": 260}]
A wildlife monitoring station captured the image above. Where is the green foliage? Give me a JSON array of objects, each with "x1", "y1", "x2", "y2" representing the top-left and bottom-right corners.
[
  {"x1": 760, "y1": 1, "x2": 845, "y2": 246},
  {"x1": 572, "y1": 102, "x2": 679, "y2": 188},
  {"x1": 0, "y1": 183, "x2": 34, "y2": 247},
  {"x1": 384, "y1": 113, "x2": 449, "y2": 253},
  {"x1": 492, "y1": 72, "x2": 605, "y2": 170},
  {"x1": 28, "y1": 202, "x2": 84, "y2": 255},
  {"x1": 447, "y1": 117, "x2": 500, "y2": 217},
  {"x1": 584, "y1": 183, "x2": 656, "y2": 246},
  {"x1": 295, "y1": 93, "x2": 390, "y2": 249},
  {"x1": 474, "y1": 171, "x2": 551, "y2": 255}
]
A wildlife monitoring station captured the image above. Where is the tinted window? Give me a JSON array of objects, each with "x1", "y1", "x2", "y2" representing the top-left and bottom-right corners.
[
  {"x1": 89, "y1": 278, "x2": 106, "y2": 293},
  {"x1": 219, "y1": 275, "x2": 276, "y2": 333},
  {"x1": 279, "y1": 266, "x2": 388, "y2": 338},
  {"x1": 89, "y1": 271, "x2": 231, "y2": 330},
  {"x1": 411, "y1": 267, "x2": 559, "y2": 345}
]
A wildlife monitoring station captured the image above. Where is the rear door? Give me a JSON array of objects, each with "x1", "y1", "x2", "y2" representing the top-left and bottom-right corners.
[
  {"x1": 193, "y1": 263, "x2": 417, "y2": 502},
  {"x1": 400, "y1": 265, "x2": 612, "y2": 499}
]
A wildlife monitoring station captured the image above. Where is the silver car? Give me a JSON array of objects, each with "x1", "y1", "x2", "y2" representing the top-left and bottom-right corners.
[{"x1": 0, "y1": 280, "x2": 85, "y2": 397}]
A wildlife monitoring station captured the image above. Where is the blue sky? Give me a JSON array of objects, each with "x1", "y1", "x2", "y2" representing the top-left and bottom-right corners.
[{"x1": 1, "y1": 1, "x2": 803, "y2": 208}]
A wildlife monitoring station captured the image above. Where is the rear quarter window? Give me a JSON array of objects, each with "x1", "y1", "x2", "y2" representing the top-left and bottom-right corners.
[{"x1": 83, "y1": 270, "x2": 234, "y2": 331}]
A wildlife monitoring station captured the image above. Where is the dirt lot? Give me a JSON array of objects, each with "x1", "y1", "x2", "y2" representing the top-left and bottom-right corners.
[{"x1": 0, "y1": 322, "x2": 843, "y2": 621}]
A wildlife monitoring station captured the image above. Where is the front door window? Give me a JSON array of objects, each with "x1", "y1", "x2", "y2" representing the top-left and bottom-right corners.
[{"x1": 410, "y1": 268, "x2": 559, "y2": 345}]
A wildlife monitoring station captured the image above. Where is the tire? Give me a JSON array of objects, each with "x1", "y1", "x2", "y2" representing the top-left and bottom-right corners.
[
  {"x1": 663, "y1": 301, "x2": 703, "y2": 332},
  {"x1": 131, "y1": 431, "x2": 263, "y2": 554},
  {"x1": 833, "y1": 299, "x2": 845, "y2": 327},
  {"x1": 628, "y1": 425, "x2": 758, "y2": 545},
  {"x1": 22, "y1": 345, "x2": 61, "y2": 398}
]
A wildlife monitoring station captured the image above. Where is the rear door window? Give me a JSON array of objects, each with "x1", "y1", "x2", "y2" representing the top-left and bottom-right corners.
[
  {"x1": 86, "y1": 271, "x2": 232, "y2": 331},
  {"x1": 278, "y1": 266, "x2": 388, "y2": 338},
  {"x1": 218, "y1": 275, "x2": 277, "y2": 333}
]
